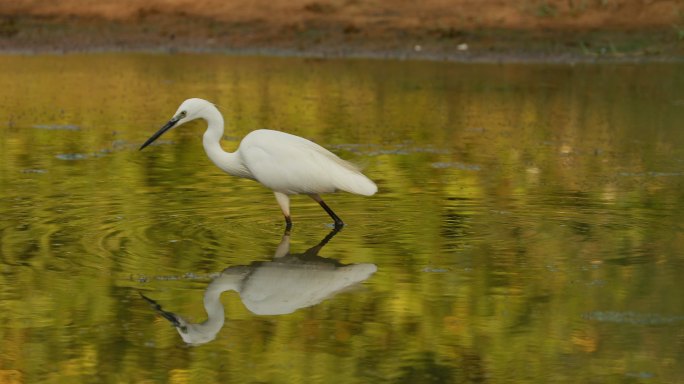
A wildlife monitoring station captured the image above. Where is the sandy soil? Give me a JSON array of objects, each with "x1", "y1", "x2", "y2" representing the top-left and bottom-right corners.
[{"x1": 0, "y1": 0, "x2": 682, "y2": 60}]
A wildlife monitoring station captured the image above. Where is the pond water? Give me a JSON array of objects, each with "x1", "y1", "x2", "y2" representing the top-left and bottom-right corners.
[{"x1": 1, "y1": 54, "x2": 684, "y2": 383}]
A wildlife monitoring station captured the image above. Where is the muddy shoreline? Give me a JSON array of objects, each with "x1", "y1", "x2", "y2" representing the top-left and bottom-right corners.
[
  {"x1": 1, "y1": 27, "x2": 680, "y2": 63},
  {"x1": 0, "y1": 2, "x2": 682, "y2": 62}
]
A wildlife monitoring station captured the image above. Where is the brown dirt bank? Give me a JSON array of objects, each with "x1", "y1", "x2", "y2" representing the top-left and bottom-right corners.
[{"x1": 0, "y1": 0, "x2": 683, "y2": 60}]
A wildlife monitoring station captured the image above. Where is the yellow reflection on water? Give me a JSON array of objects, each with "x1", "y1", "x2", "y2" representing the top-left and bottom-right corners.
[{"x1": 0, "y1": 54, "x2": 683, "y2": 383}]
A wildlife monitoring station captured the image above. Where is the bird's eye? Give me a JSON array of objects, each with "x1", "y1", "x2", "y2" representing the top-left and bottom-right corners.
[{"x1": 179, "y1": 111, "x2": 187, "y2": 118}]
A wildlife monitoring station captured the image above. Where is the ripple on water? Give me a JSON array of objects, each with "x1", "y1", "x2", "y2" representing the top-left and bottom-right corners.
[
  {"x1": 55, "y1": 153, "x2": 92, "y2": 161},
  {"x1": 32, "y1": 124, "x2": 81, "y2": 131},
  {"x1": 512, "y1": 191, "x2": 675, "y2": 234},
  {"x1": 331, "y1": 143, "x2": 450, "y2": 156},
  {"x1": 617, "y1": 171, "x2": 684, "y2": 177},
  {"x1": 54, "y1": 139, "x2": 145, "y2": 161},
  {"x1": 76, "y1": 197, "x2": 292, "y2": 274},
  {"x1": 20, "y1": 169, "x2": 47, "y2": 174},
  {"x1": 430, "y1": 162, "x2": 481, "y2": 171},
  {"x1": 583, "y1": 311, "x2": 684, "y2": 325}
]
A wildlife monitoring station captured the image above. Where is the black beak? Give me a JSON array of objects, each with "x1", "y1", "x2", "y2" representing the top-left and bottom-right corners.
[
  {"x1": 139, "y1": 115, "x2": 181, "y2": 150},
  {"x1": 139, "y1": 292, "x2": 182, "y2": 328}
]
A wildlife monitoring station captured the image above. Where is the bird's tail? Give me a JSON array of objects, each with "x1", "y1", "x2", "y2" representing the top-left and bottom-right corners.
[
  {"x1": 323, "y1": 154, "x2": 377, "y2": 196},
  {"x1": 336, "y1": 171, "x2": 377, "y2": 196}
]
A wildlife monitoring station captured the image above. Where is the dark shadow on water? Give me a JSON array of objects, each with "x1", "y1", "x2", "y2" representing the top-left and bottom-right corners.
[{"x1": 140, "y1": 228, "x2": 377, "y2": 345}]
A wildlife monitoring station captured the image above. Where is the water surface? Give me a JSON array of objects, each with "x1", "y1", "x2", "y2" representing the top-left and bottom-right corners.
[{"x1": 1, "y1": 54, "x2": 684, "y2": 383}]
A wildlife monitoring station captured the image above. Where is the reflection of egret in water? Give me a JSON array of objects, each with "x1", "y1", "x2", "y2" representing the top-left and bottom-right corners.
[{"x1": 141, "y1": 229, "x2": 377, "y2": 345}]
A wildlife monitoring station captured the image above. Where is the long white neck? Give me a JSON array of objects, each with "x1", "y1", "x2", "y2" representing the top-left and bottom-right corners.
[
  {"x1": 178, "y1": 272, "x2": 244, "y2": 345},
  {"x1": 198, "y1": 283, "x2": 228, "y2": 332},
  {"x1": 200, "y1": 106, "x2": 252, "y2": 178}
]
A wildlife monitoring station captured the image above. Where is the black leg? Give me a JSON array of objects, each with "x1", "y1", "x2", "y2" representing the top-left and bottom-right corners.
[
  {"x1": 303, "y1": 226, "x2": 342, "y2": 257},
  {"x1": 285, "y1": 215, "x2": 293, "y2": 232},
  {"x1": 317, "y1": 200, "x2": 344, "y2": 228}
]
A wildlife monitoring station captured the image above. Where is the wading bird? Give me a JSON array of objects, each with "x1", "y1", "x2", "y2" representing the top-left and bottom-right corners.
[
  {"x1": 141, "y1": 228, "x2": 377, "y2": 345},
  {"x1": 140, "y1": 98, "x2": 376, "y2": 228}
]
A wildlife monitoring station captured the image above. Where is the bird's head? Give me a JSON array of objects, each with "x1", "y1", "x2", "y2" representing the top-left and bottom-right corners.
[
  {"x1": 140, "y1": 292, "x2": 217, "y2": 346},
  {"x1": 139, "y1": 98, "x2": 215, "y2": 150}
]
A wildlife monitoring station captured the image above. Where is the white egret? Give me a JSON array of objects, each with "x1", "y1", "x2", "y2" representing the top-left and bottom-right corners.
[
  {"x1": 141, "y1": 228, "x2": 377, "y2": 345},
  {"x1": 140, "y1": 98, "x2": 377, "y2": 228}
]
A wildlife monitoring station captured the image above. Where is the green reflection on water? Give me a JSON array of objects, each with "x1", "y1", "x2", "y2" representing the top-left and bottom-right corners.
[{"x1": 1, "y1": 54, "x2": 684, "y2": 383}]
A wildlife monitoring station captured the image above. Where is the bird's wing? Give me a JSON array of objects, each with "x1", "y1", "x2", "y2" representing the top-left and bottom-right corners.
[
  {"x1": 238, "y1": 130, "x2": 376, "y2": 195},
  {"x1": 239, "y1": 262, "x2": 377, "y2": 315}
]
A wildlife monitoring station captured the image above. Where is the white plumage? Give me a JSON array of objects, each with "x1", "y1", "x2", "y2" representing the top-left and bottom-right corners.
[
  {"x1": 141, "y1": 229, "x2": 377, "y2": 345},
  {"x1": 232, "y1": 257, "x2": 377, "y2": 315},
  {"x1": 238, "y1": 129, "x2": 376, "y2": 196},
  {"x1": 141, "y1": 98, "x2": 376, "y2": 227}
]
